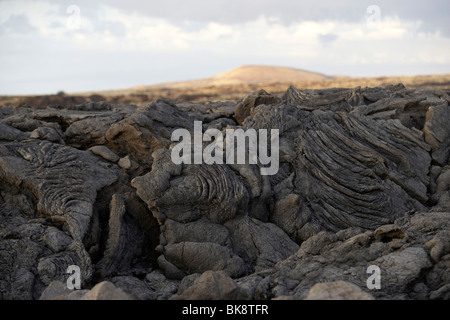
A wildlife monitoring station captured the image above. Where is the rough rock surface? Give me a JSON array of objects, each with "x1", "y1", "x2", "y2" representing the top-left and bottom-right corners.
[
  {"x1": 1, "y1": 85, "x2": 449, "y2": 300},
  {"x1": 305, "y1": 281, "x2": 375, "y2": 300},
  {"x1": 170, "y1": 270, "x2": 246, "y2": 300}
]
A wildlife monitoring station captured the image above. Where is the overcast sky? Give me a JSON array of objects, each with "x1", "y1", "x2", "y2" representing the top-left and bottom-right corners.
[{"x1": 1, "y1": 0, "x2": 449, "y2": 95}]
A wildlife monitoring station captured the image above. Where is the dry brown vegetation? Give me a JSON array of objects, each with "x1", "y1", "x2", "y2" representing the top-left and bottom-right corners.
[{"x1": 1, "y1": 66, "x2": 450, "y2": 108}]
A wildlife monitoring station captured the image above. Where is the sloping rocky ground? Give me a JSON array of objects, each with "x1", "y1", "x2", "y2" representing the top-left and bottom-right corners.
[{"x1": 0, "y1": 84, "x2": 449, "y2": 300}]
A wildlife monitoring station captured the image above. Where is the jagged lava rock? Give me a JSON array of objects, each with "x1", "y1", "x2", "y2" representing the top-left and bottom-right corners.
[{"x1": 1, "y1": 84, "x2": 450, "y2": 300}]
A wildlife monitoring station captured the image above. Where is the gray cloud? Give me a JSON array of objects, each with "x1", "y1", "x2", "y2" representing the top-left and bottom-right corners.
[
  {"x1": 47, "y1": 1, "x2": 448, "y2": 26},
  {"x1": 20, "y1": 0, "x2": 449, "y2": 38},
  {"x1": 0, "y1": 13, "x2": 36, "y2": 35},
  {"x1": 319, "y1": 33, "x2": 338, "y2": 46},
  {"x1": 95, "y1": 0, "x2": 450, "y2": 34},
  {"x1": 95, "y1": 20, "x2": 127, "y2": 37}
]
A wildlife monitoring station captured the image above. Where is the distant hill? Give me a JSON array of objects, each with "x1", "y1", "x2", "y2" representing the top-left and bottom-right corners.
[
  {"x1": 2, "y1": 65, "x2": 449, "y2": 107},
  {"x1": 134, "y1": 65, "x2": 333, "y2": 90},
  {"x1": 209, "y1": 65, "x2": 332, "y2": 84}
]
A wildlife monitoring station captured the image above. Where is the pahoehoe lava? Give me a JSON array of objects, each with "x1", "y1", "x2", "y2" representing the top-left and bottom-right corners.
[{"x1": 0, "y1": 84, "x2": 449, "y2": 300}]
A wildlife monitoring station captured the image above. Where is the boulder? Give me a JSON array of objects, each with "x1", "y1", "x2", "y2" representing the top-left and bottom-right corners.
[
  {"x1": 170, "y1": 270, "x2": 246, "y2": 300},
  {"x1": 234, "y1": 89, "x2": 281, "y2": 125},
  {"x1": 81, "y1": 281, "x2": 135, "y2": 300},
  {"x1": 306, "y1": 281, "x2": 374, "y2": 300},
  {"x1": 424, "y1": 103, "x2": 450, "y2": 166},
  {"x1": 89, "y1": 145, "x2": 120, "y2": 163}
]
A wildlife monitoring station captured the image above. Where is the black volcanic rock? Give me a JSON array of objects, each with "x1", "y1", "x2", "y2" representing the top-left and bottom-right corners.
[{"x1": 0, "y1": 85, "x2": 449, "y2": 300}]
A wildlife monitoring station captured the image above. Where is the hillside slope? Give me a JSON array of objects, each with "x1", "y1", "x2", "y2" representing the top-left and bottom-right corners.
[{"x1": 140, "y1": 65, "x2": 332, "y2": 89}]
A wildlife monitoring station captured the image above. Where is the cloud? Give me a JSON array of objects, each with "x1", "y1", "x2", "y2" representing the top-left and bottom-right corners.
[
  {"x1": 85, "y1": 0, "x2": 450, "y2": 37},
  {"x1": 318, "y1": 33, "x2": 338, "y2": 45},
  {"x1": 0, "y1": 0, "x2": 450, "y2": 94},
  {"x1": 0, "y1": 13, "x2": 36, "y2": 35}
]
